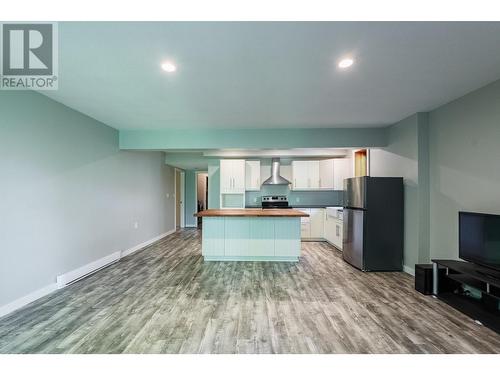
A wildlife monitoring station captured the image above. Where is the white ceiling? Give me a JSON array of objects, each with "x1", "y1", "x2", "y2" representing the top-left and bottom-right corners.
[{"x1": 44, "y1": 22, "x2": 500, "y2": 130}]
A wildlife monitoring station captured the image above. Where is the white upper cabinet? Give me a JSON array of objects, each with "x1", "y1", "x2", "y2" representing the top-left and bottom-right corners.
[
  {"x1": 245, "y1": 160, "x2": 261, "y2": 191},
  {"x1": 319, "y1": 159, "x2": 334, "y2": 189},
  {"x1": 333, "y1": 158, "x2": 352, "y2": 190},
  {"x1": 292, "y1": 160, "x2": 320, "y2": 190},
  {"x1": 220, "y1": 159, "x2": 246, "y2": 193}
]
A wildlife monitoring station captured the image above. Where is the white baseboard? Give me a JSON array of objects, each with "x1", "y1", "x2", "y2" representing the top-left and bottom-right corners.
[
  {"x1": 403, "y1": 265, "x2": 415, "y2": 276},
  {"x1": 0, "y1": 283, "x2": 58, "y2": 318},
  {"x1": 184, "y1": 225, "x2": 197, "y2": 228},
  {"x1": 56, "y1": 251, "x2": 121, "y2": 288},
  {"x1": 121, "y1": 229, "x2": 175, "y2": 258},
  {"x1": 0, "y1": 228, "x2": 176, "y2": 319}
]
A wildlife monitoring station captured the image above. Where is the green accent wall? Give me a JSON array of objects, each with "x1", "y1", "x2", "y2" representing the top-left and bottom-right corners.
[
  {"x1": 370, "y1": 113, "x2": 430, "y2": 273},
  {"x1": 120, "y1": 127, "x2": 388, "y2": 150},
  {"x1": 0, "y1": 91, "x2": 175, "y2": 308},
  {"x1": 428, "y1": 79, "x2": 500, "y2": 261}
]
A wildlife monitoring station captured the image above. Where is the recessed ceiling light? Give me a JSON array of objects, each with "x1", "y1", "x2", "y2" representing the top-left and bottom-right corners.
[
  {"x1": 338, "y1": 58, "x2": 354, "y2": 69},
  {"x1": 161, "y1": 61, "x2": 177, "y2": 73}
]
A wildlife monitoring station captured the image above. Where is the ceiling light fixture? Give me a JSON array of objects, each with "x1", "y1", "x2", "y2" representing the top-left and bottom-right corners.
[
  {"x1": 338, "y1": 58, "x2": 354, "y2": 69},
  {"x1": 161, "y1": 61, "x2": 177, "y2": 73}
]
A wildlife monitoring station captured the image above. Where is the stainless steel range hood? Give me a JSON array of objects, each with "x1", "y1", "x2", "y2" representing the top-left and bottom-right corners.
[{"x1": 262, "y1": 158, "x2": 291, "y2": 186}]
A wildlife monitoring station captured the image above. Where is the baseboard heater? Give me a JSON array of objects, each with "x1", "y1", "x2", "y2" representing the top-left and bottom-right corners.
[{"x1": 56, "y1": 251, "x2": 121, "y2": 288}]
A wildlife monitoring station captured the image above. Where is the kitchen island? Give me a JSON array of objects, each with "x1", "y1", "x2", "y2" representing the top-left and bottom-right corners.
[{"x1": 194, "y1": 209, "x2": 309, "y2": 262}]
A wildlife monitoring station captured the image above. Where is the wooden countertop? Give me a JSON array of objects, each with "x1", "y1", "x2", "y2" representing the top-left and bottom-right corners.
[{"x1": 194, "y1": 209, "x2": 309, "y2": 217}]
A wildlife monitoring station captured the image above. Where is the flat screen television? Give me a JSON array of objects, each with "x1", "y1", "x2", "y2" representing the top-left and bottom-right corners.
[{"x1": 459, "y1": 211, "x2": 500, "y2": 271}]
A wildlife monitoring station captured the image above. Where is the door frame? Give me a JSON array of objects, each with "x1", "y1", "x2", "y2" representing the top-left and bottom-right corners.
[
  {"x1": 194, "y1": 170, "x2": 209, "y2": 213},
  {"x1": 174, "y1": 169, "x2": 185, "y2": 229},
  {"x1": 352, "y1": 148, "x2": 370, "y2": 177}
]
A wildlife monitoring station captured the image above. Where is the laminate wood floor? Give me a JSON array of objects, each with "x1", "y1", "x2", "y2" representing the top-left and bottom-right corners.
[{"x1": 1, "y1": 229, "x2": 499, "y2": 354}]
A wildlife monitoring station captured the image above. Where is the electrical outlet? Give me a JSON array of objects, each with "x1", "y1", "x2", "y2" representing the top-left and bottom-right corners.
[
  {"x1": 295, "y1": 197, "x2": 300, "y2": 202},
  {"x1": 166, "y1": 193, "x2": 170, "y2": 198},
  {"x1": 134, "y1": 221, "x2": 139, "y2": 229},
  {"x1": 254, "y1": 197, "x2": 258, "y2": 203}
]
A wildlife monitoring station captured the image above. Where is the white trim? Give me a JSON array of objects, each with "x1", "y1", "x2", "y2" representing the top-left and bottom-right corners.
[
  {"x1": 0, "y1": 229, "x2": 176, "y2": 319},
  {"x1": 120, "y1": 229, "x2": 175, "y2": 258},
  {"x1": 174, "y1": 168, "x2": 186, "y2": 229},
  {"x1": 56, "y1": 251, "x2": 121, "y2": 289},
  {"x1": 403, "y1": 265, "x2": 415, "y2": 276},
  {"x1": 0, "y1": 283, "x2": 58, "y2": 318},
  {"x1": 180, "y1": 171, "x2": 185, "y2": 228}
]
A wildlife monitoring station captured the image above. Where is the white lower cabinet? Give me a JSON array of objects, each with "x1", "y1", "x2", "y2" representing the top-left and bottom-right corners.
[
  {"x1": 332, "y1": 220, "x2": 343, "y2": 250},
  {"x1": 310, "y1": 209, "x2": 324, "y2": 239},
  {"x1": 298, "y1": 208, "x2": 325, "y2": 240},
  {"x1": 299, "y1": 206, "x2": 343, "y2": 250},
  {"x1": 324, "y1": 212, "x2": 336, "y2": 244}
]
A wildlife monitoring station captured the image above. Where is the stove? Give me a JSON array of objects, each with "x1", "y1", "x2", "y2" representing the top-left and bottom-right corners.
[{"x1": 261, "y1": 195, "x2": 291, "y2": 209}]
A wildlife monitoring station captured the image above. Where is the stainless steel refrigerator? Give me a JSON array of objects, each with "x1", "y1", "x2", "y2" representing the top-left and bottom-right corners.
[{"x1": 343, "y1": 176, "x2": 404, "y2": 271}]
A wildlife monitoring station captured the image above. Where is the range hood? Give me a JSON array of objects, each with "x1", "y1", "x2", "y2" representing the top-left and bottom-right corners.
[{"x1": 262, "y1": 158, "x2": 292, "y2": 186}]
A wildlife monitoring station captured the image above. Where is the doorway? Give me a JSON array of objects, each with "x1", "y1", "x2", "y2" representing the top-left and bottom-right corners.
[
  {"x1": 196, "y1": 171, "x2": 209, "y2": 228},
  {"x1": 175, "y1": 169, "x2": 185, "y2": 230}
]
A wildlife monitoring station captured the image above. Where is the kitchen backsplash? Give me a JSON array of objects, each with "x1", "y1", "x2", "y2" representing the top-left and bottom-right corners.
[{"x1": 245, "y1": 185, "x2": 343, "y2": 207}]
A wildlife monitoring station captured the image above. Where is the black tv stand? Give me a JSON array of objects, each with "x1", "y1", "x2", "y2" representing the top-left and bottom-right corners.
[
  {"x1": 476, "y1": 269, "x2": 500, "y2": 281},
  {"x1": 431, "y1": 259, "x2": 500, "y2": 334}
]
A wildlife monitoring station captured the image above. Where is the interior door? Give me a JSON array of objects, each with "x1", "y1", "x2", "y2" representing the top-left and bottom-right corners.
[{"x1": 342, "y1": 208, "x2": 364, "y2": 270}]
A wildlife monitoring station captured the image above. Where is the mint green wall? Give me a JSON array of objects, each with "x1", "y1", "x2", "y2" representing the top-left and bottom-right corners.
[
  {"x1": 370, "y1": 113, "x2": 430, "y2": 272},
  {"x1": 184, "y1": 170, "x2": 197, "y2": 227},
  {"x1": 0, "y1": 91, "x2": 175, "y2": 307},
  {"x1": 208, "y1": 160, "x2": 220, "y2": 209},
  {"x1": 428, "y1": 79, "x2": 500, "y2": 261},
  {"x1": 120, "y1": 127, "x2": 388, "y2": 150}
]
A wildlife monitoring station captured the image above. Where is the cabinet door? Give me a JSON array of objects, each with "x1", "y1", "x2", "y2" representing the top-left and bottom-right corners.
[
  {"x1": 335, "y1": 221, "x2": 343, "y2": 250},
  {"x1": 319, "y1": 160, "x2": 334, "y2": 189},
  {"x1": 324, "y1": 213, "x2": 335, "y2": 244},
  {"x1": 224, "y1": 218, "x2": 249, "y2": 256},
  {"x1": 333, "y1": 158, "x2": 352, "y2": 190},
  {"x1": 292, "y1": 161, "x2": 309, "y2": 190},
  {"x1": 231, "y1": 159, "x2": 246, "y2": 192},
  {"x1": 310, "y1": 208, "x2": 324, "y2": 239},
  {"x1": 308, "y1": 161, "x2": 320, "y2": 189},
  {"x1": 275, "y1": 218, "x2": 301, "y2": 257},
  {"x1": 249, "y1": 217, "x2": 274, "y2": 256},
  {"x1": 219, "y1": 160, "x2": 233, "y2": 193},
  {"x1": 245, "y1": 160, "x2": 260, "y2": 191},
  {"x1": 297, "y1": 208, "x2": 310, "y2": 238}
]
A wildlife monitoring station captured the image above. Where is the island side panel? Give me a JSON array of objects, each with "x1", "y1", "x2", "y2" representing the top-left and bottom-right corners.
[
  {"x1": 202, "y1": 217, "x2": 225, "y2": 257},
  {"x1": 249, "y1": 217, "x2": 275, "y2": 257},
  {"x1": 224, "y1": 217, "x2": 250, "y2": 256},
  {"x1": 274, "y1": 217, "x2": 301, "y2": 257}
]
